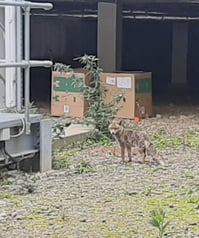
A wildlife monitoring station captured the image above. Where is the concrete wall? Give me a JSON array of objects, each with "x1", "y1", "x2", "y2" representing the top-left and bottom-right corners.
[
  {"x1": 30, "y1": 16, "x2": 97, "y2": 102},
  {"x1": 188, "y1": 22, "x2": 199, "y2": 89},
  {"x1": 171, "y1": 23, "x2": 188, "y2": 85},
  {"x1": 0, "y1": 7, "x2": 5, "y2": 108},
  {"x1": 123, "y1": 20, "x2": 173, "y2": 94},
  {"x1": 30, "y1": 16, "x2": 199, "y2": 102}
]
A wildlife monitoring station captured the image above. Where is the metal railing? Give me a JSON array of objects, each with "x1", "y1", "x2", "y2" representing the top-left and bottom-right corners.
[{"x1": 0, "y1": 1, "x2": 53, "y2": 134}]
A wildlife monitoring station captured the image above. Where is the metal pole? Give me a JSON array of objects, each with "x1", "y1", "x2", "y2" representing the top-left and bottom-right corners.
[
  {"x1": 0, "y1": 60, "x2": 52, "y2": 68},
  {"x1": 24, "y1": 6, "x2": 30, "y2": 134},
  {"x1": 16, "y1": 0, "x2": 22, "y2": 112},
  {"x1": 0, "y1": 1, "x2": 53, "y2": 10},
  {"x1": 5, "y1": 1, "x2": 16, "y2": 108}
]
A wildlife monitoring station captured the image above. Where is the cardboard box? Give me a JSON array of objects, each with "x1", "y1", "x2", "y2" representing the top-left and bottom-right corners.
[
  {"x1": 51, "y1": 71, "x2": 90, "y2": 118},
  {"x1": 101, "y1": 72, "x2": 152, "y2": 119}
]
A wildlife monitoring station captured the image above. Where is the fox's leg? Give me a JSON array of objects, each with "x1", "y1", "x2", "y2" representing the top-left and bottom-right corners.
[
  {"x1": 139, "y1": 148, "x2": 147, "y2": 163},
  {"x1": 126, "y1": 145, "x2": 132, "y2": 162},
  {"x1": 143, "y1": 147, "x2": 149, "y2": 163},
  {"x1": 154, "y1": 155, "x2": 165, "y2": 166},
  {"x1": 120, "y1": 144, "x2": 125, "y2": 162}
]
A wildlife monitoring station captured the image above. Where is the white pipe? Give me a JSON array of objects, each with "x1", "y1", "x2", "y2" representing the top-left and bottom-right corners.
[
  {"x1": 0, "y1": 7, "x2": 5, "y2": 109},
  {"x1": 16, "y1": 0, "x2": 23, "y2": 112},
  {"x1": 30, "y1": 12, "x2": 199, "y2": 21},
  {"x1": 24, "y1": 6, "x2": 31, "y2": 134},
  {"x1": 0, "y1": 60, "x2": 52, "y2": 68},
  {"x1": 5, "y1": 1, "x2": 16, "y2": 108},
  {"x1": 123, "y1": 15, "x2": 199, "y2": 20}
]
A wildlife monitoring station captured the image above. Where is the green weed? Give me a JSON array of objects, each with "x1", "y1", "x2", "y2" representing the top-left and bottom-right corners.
[
  {"x1": 76, "y1": 160, "x2": 95, "y2": 174},
  {"x1": 149, "y1": 208, "x2": 170, "y2": 238},
  {"x1": 0, "y1": 192, "x2": 14, "y2": 199}
]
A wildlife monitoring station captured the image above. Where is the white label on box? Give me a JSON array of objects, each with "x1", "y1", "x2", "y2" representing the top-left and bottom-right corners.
[
  {"x1": 106, "y1": 76, "x2": 116, "y2": 85},
  {"x1": 64, "y1": 105, "x2": 70, "y2": 113},
  {"x1": 116, "y1": 77, "x2": 132, "y2": 89}
]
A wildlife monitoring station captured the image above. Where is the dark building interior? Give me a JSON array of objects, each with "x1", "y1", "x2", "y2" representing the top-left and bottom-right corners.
[{"x1": 30, "y1": 0, "x2": 199, "y2": 108}]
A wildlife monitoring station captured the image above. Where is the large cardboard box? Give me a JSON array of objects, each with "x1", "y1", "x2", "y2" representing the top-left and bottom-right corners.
[
  {"x1": 101, "y1": 72, "x2": 152, "y2": 119},
  {"x1": 51, "y1": 71, "x2": 90, "y2": 118}
]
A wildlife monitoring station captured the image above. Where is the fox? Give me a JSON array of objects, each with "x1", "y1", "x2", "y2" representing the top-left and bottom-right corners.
[{"x1": 108, "y1": 120, "x2": 165, "y2": 165}]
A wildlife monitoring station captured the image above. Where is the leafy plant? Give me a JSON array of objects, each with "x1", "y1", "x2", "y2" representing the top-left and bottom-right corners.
[
  {"x1": 151, "y1": 129, "x2": 199, "y2": 151},
  {"x1": 76, "y1": 160, "x2": 95, "y2": 174},
  {"x1": 85, "y1": 134, "x2": 113, "y2": 147},
  {"x1": 184, "y1": 130, "x2": 199, "y2": 149},
  {"x1": 0, "y1": 192, "x2": 13, "y2": 199},
  {"x1": 186, "y1": 184, "x2": 199, "y2": 195},
  {"x1": 151, "y1": 133, "x2": 183, "y2": 150},
  {"x1": 149, "y1": 208, "x2": 170, "y2": 238},
  {"x1": 145, "y1": 187, "x2": 152, "y2": 197},
  {"x1": 0, "y1": 178, "x2": 12, "y2": 186},
  {"x1": 53, "y1": 63, "x2": 73, "y2": 73},
  {"x1": 52, "y1": 150, "x2": 77, "y2": 170},
  {"x1": 52, "y1": 118, "x2": 72, "y2": 139},
  {"x1": 54, "y1": 54, "x2": 124, "y2": 139},
  {"x1": 74, "y1": 55, "x2": 124, "y2": 137},
  {"x1": 184, "y1": 172, "x2": 195, "y2": 179}
]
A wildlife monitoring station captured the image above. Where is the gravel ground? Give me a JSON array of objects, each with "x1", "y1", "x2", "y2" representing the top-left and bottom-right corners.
[{"x1": 0, "y1": 105, "x2": 199, "y2": 238}]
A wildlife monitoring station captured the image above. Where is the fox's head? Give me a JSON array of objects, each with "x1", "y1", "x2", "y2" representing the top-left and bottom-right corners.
[{"x1": 108, "y1": 120, "x2": 124, "y2": 135}]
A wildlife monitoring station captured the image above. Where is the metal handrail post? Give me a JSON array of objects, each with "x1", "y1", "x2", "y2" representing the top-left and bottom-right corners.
[
  {"x1": 0, "y1": 1, "x2": 53, "y2": 135},
  {"x1": 16, "y1": 0, "x2": 23, "y2": 112},
  {"x1": 24, "y1": 6, "x2": 31, "y2": 134}
]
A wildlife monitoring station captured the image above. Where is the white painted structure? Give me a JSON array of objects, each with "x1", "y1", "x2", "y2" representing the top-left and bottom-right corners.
[
  {"x1": 5, "y1": 3, "x2": 17, "y2": 107},
  {"x1": 0, "y1": 1, "x2": 53, "y2": 172},
  {"x1": 0, "y1": 6, "x2": 5, "y2": 108},
  {"x1": 0, "y1": 3, "x2": 17, "y2": 108}
]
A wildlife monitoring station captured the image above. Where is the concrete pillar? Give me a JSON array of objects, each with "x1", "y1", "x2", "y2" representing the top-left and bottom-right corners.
[
  {"x1": 97, "y1": 0, "x2": 122, "y2": 72},
  {"x1": 171, "y1": 22, "x2": 188, "y2": 84},
  {"x1": 40, "y1": 119, "x2": 52, "y2": 172}
]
